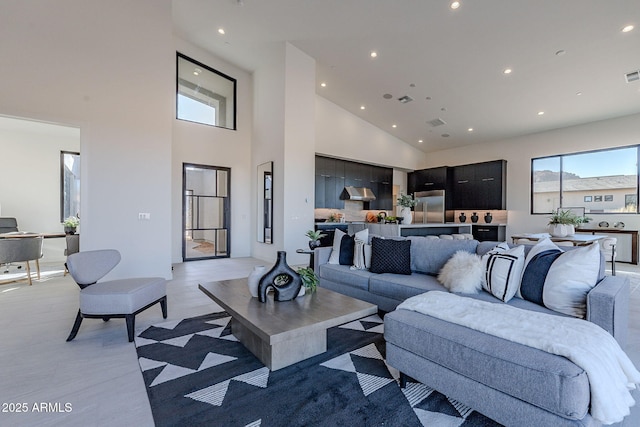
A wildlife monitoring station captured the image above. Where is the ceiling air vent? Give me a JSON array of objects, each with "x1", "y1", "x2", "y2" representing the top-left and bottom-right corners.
[
  {"x1": 625, "y1": 70, "x2": 639, "y2": 83},
  {"x1": 427, "y1": 118, "x2": 447, "y2": 127},
  {"x1": 398, "y1": 95, "x2": 414, "y2": 103}
]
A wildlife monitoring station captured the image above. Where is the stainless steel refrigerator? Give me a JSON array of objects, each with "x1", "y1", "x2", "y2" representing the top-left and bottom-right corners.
[{"x1": 414, "y1": 190, "x2": 445, "y2": 223}]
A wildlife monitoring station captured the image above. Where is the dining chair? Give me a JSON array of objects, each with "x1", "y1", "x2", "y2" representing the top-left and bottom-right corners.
[
  {"x1": 65, "y1": 249, "x2": 167, "y2": 342},
  {"x1": 0, "y1": 236, "x2": 43, "y2": 285}
]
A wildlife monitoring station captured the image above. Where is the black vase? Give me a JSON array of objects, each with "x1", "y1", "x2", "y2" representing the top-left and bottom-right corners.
[
  {"x1": 484, "y1": 212, "x2": 493, "y2": 223},
  {"x1": 458, "y1": 213, "x2": 466, "y2": 223},
  {"x1": 308, "y1": 240, "x2": 321, "y2": 250},
  {"x1": 258, "y1": 251, "x2": 302, "y2": 302},
  {"x1": 471, "y1": 212, "x2": 479, "y2": 223}
]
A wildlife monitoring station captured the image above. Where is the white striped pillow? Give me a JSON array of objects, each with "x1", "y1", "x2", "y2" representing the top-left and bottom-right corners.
[
  {"x1": 481, "y1": 244, "x2": 525, "y2": 302},
  {"x1": 352, "y1": 239, "x2": 372, "y2": 270}
]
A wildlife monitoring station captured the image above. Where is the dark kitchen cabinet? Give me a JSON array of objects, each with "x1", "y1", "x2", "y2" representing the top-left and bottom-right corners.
[
  {"x1": 472, "y1": 225, "x2": 506, "y2": 242},
  {"x1": 408, "y1": 166, "x2": 450, "y2": 193},
  {"x1": 452, "y1": 160, "x2": 506, "y2": 210},
  {"x1": 315, "y1": 156, "x2": 344, "y2": 209},
  {"x1": 315, "y1": 156, "x2": 393, "y2": 209}
]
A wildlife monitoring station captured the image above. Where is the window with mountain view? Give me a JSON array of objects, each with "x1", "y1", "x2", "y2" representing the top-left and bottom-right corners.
[{"x1": 531, "y1": 146, "x2": 639, "y2": 214}]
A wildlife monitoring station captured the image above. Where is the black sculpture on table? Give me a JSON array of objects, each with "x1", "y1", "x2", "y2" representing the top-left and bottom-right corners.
[{"x1": 258, "y1": 251, "x2": 302, "y2": 302}]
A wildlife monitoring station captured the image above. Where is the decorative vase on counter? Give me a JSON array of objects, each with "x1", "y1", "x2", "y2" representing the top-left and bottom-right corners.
[
  {"x1": 471, "y1": 212, "x2": 479, "y2": 223},
  {"x1": 400, "y1": 207, "x2": 413, "y2": 225},
  {"x1": 548, "y1": 224, "x2": 575, "y2": 237},
  {"x1": 247, "y1": 265, "x2": 266, "y2": 298},
  {"x1": 458, "y1": 213, "x2": 466, "y2": 223},
  {"x1": 258, "y1": 251, "x2": 302, "y2": 302},
  {"x1": 484, "y1": 212, "x2": 493, "y2": 224}
]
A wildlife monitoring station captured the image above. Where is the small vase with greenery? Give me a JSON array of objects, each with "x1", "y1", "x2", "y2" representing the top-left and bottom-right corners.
[
  {"x1": 297, "y1": 267, "x2": 318, "y2": 293},
  {"x1": 548, "y1": 209, "x2": 580, "y2": 237},
  {"x1": 397, "y1": 193, "x2": 416, "y2": 225},
  {"x1": 63, "y1": 216, "x2": 80, "y2": 235},
  {"x1": 305, "y1": 230, "x2": 327, "y2": 250}
]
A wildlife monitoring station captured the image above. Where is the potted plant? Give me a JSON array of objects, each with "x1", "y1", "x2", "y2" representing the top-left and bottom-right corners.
[
  {"x1": 63, "y1": 216, "x2": 80, "y2": 235},
  {"x1": 297, "y1": 266, "x2": 318, "y2": 294},
  {"x1": 305, "y1": 230, "x2": 327, "y2": 250},
  {"x1": 548, "y1": 209, "x2": 579, "y2": 237},
  {"x1": 397, "y1": 193, "x2": 417, "y2": 224}
]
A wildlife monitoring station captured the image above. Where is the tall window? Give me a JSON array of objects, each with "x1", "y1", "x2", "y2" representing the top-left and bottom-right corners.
[
  {"x1": 176, "y1": 53, "x2": 236, "y2": 130},
  {"x1": 61, "y1": 151, "x2": 80, "y2": 221},
  {"x1": 531, "y1": 146, "x2": 639, "y2": 214}
]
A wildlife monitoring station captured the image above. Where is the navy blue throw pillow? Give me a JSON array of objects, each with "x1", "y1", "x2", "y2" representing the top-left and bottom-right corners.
[
  {"x1": 338, "y1": 234, "x2": 355, "y2": 265},
  {"x1": 369, "y1": 237, "x2": 412, "y2": 275},
  {"x1": 520, "y1": 249, "x2": 562, "y2": 305}
]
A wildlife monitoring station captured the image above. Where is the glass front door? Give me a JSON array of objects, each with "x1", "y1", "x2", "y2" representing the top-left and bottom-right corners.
[{"x1": 182, "y1": 163, "x2": 230, "y2": 260}]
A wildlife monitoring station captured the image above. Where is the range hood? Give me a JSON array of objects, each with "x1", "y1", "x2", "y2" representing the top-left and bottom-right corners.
[{"x1": 343, "y1": 186, "x2": 377, "y2": 201}]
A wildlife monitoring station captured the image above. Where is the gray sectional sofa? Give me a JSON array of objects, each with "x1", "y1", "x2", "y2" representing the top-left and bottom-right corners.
[{"x1": 314, "y1": 236, "x2": 636, "y2": 426}]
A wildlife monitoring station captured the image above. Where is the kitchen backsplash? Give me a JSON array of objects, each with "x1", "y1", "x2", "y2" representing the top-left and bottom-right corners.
[{"x1": 315, "y1": 201, "x2": 392, "y2": 222}]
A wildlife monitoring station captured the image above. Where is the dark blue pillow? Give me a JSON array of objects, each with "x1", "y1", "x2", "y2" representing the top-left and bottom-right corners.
[
  {"x1": 369, "y1": 237, "x2": 412, "y2": 275},
  {"x1": 338, "y1": 234, "x2": 355, "y2": 265},
  {"x1": 520, "y1": 249, "x2": 562, "y2": 305}
]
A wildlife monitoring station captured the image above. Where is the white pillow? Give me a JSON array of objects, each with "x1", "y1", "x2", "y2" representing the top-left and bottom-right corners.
[
  {"x1": 481, "y1": 243, "x2": 525, "y2": 302},
  {"x1": 352, "y1": 239, "x2": 372, "y2": 270},
  {"x1": 438, "y1": 250, "x2": 483, "y2": 294},
  {"x1": 543, "y1": 242, "x2": 600, "y2": 317},
  {"x1": 328, "y1": 228, "x2": 369, "y2": 265},
  {"x1": 328, "y1": 229, "x2": 346, "y2": 264}
]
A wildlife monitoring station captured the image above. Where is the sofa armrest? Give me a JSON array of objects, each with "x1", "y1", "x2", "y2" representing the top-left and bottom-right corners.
[
  {"x1": 586, "y1": 274, "x2": 630, "y2": 348},
  {"x1": 313, "y1": 247, "x2": 333, "y2": 271}
]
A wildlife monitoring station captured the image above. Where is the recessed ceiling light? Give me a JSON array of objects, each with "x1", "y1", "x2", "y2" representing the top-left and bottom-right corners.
[
  {"x1": 537, "y1": 111, "x2": 545, "y2": 116},
  {"x1": 555, "y1": 49, "x2": 566, "y2": 56},
  {"x1": 441, "y1": 133, "x2": 450, "y2": 138},
  {"x1": 450, "y1": 1, "x2": 461, "y2": 10},
  {"x1": 320, "y1": 82, "x2": 327, "y2": 88},
  {"x1": 503, "y1": 68, "x2": 513, "y2": 75},
  {"x1": 576, "y1": 92, "x2": 583, "y2": 96},
  {"x1": 418, "y1": 139, "x2": 424, "y2": 143},
  {"x1": 425, "y1": 96, "x2": 432, "y2": 100},
  {"x1": 193, "y1": 68, "x2": 201, "y2": 76},
  {"x1": 218, "y1": 28, "x2": 225, "y2": 35},
  {"x1": 622, "y1": 25, "x2": 634, "y2": 33},
  {"x1": 383, "y1": 93, "x2": 393, "y2": 99},
  {"x1": 467, "y1": 128, "x2": 474, "y2": 132},
  {"x1": 392, "y1": 124, "x2": 397, "y2": 128},
  {"x1": 360, "y1": 105, "x2": 366, "y2": 110},
  {"x1": 370, "y1": 51, "x2": 378, "y2": 58}
]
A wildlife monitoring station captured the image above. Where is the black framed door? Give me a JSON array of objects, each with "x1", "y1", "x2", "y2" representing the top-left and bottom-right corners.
[{"x1": 182, "y1": 163, "x2": 231, "y2": 260}]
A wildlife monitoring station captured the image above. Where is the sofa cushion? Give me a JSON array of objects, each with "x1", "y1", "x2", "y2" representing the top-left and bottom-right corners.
[
  {"x1": 369, "y1": 273, "x2": 446, "y2": 301},
  {"x1": 318, "y1": 264, "x2": 372, "y2": 291},
  {"x1": 481, "y1": 243, "x2": 525, "y2": 302},
  {"x1": 328, "y1": 228, "x2": 368, "y2": 265},
  {"x1": 385, "y1": 308, "x2": 590, "y2": 420},
  {"x1": 437, "y1": 251, "x2": 483, "y2": 294},
  {"x1": 521, "y1": 238, "x2": 601, "y2": 318},
  {"x1": 370, "y1": 237, "x2": 412, "y2": 275},
  {"x1": 408, "y1": 237, "x2": 479, "y2": 275}
]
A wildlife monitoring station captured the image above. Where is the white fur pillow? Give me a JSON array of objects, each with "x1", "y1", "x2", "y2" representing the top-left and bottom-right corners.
[{"x1": 438, "y1": 250, "x2": 483, "y2": 293}]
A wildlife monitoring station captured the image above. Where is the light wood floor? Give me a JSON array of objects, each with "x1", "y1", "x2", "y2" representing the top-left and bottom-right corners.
[{"x1": 1, "y1": 259, "x2": 639, "y2": 426}]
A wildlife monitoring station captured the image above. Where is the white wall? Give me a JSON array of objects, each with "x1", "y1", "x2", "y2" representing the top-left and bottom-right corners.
[
  {"x1": 422, "y1": 113, "x2": 640, "y2": 238},
  {"x1": 172, "y1": 37, "x2": 253, "y2": 263},
  {"x1": 0, "y1": 118, "x2": 80, "y2": 262},
  {"x1": 315, "y1": 96, "x2": 425, "y2": 172},
  {"x1": 0, "y1": 0, "x2": 174, "y2": 279}
]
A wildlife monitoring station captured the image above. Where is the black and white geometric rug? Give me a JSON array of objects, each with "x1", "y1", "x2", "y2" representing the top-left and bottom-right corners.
[{"x1": 135, "y1": 312, "x2": 502, "y2": 427}]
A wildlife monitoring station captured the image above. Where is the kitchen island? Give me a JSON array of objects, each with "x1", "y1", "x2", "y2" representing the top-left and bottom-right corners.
[{"x1": 348, "y1": 222, "x2": 472, "y2": 238}]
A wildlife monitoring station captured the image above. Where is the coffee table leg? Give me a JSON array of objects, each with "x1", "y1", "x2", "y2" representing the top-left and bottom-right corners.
[{"x1": 231, "y1": 319, "x2": 326, "y2": 371}]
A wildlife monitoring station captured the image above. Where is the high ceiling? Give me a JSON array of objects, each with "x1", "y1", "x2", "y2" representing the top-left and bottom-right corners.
[{"x1": 173, "y1": 0, "x2": 640, "y2": 153}]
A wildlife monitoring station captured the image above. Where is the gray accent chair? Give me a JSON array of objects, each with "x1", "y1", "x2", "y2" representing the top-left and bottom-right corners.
[
  {"x1": 0, "y1": 236, "x2": 43, "y2": 285},
  {"x1": 0, "y1": 217, "x2": 19, "y2": 234},
  {"x1": 65, "y1": 249, "x2": 167, "y2": 342}
]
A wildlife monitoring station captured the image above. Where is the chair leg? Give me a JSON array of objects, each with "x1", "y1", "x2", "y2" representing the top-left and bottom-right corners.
[
  {"x1": 66, "y1": 310, "x2": 83, "y2": 341},
  {"x1": 35, "y1": 259, "x2": 40, "y2": 280},
  {"x1": 25, "y1": 261, "x2": 32, "y2": 285},
  {"x1": 160, "y1": 296, "x2": 168, "y2": 319},
  {"x1": 399, "y1": 372, "x2": 407, "y2": 388},
  {"x1": 125, "y1": 314, "x2": 135, "y2": 342}
]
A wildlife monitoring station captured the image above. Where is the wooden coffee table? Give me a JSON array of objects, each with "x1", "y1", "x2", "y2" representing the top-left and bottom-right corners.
[{"x1": 199, "y1": 278, "x2": 377, "y2": 370}]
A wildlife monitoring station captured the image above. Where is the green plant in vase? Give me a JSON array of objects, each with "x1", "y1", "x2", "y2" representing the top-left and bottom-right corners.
[
  {"x1": 305, "y1": 230, "x2": 327, "y2": 250},
  {"x1": 63, "y1": 216, "x2": 80, "y2": 234},
  {"x1": 297, "y1": 267, "x2": 318, "y2": 293}
]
